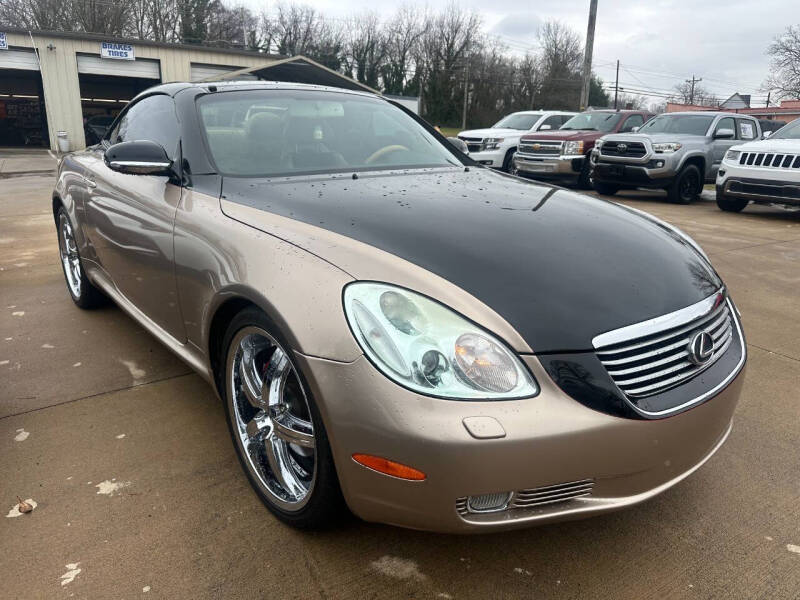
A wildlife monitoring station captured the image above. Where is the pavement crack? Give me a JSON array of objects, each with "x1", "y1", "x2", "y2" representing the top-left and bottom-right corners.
[
  {"x1": 1, "y1": 371, "x2": 195, "y2": 420},
  {"x1": 747, "y1": 343, "x2": 800, "y2": 363}
]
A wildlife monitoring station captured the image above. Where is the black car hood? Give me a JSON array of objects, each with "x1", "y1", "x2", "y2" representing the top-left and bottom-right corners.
[{"x1": 221, "y1": 167, "x2": 721, "y2": 353}]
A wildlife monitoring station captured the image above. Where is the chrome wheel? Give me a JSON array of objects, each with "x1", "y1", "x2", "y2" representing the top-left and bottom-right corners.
[
  {"x1": 227, "y1": 327, "x2": 316, "y2": 511},
  {"x1": 58, "y1": 213, "x2": 81, "y2": 298}
]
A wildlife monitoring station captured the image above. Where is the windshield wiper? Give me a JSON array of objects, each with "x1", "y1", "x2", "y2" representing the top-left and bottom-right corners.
[
  {"x1": 560, "y1": 127, "x2": 574, "y2": 130},
  {"x1": 578, "y1": 127, "x2": 598, "y2": 131}
]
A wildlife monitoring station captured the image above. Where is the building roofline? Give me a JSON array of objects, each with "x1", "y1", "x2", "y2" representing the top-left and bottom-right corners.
[{"x1": 3, "y1": 27, "x2": 285, "y2": 60}]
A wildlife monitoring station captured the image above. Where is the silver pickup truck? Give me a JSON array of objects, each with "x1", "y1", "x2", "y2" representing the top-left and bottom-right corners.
[{"x1": 590, "y1": 112, "x2": 762, "y2": 203}]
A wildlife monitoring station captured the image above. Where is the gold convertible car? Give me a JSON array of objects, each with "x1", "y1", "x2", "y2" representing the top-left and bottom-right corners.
[{"x1": 53, "y1": 81, "x2": 746, "y2": 533}]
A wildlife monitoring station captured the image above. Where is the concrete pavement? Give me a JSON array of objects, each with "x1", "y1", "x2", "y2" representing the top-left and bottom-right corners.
[{"x1": 2, "y1": 174, "x2": 799, "y2": 599}]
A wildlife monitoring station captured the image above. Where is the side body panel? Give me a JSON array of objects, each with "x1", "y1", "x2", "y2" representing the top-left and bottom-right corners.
[{"x1": 81, "y1": 148, "x2": 186, "y2": 340}]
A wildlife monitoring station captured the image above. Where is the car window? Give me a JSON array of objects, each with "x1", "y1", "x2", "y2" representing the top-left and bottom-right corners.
[
  {"x1": 107, "y1": 95, "x2": 180, "y2": 158},
  {"x1": 737, "y1": 119, "x2": 756, "y2": 140},
  {"x1": 197, "y1": 89, "x2": 461, "y2": 177},
  {"x1": 714, "y1": 117, "x2": 736, "y2": 138},
  {"x1": 539, "y1": 115, "x2": 563, "y2": 130},
  {"x1": 639, "y1": 114, "x2": 715, "y2": 135},
  {"x1": 620, "y1": 114, "x2": 644, "y2": 132},
  {"x1": 560, "y1": 112, "x2": 622, "y2": 132},
  {"x1": 560, "y1": 115, "x2": 572, "y2": 126},
  {"x1": 492, "y1": 113, "x2": 543, "y2": 130},
  {"x1": 770, "y1": 118, "x2": 800, "y2": 139}
]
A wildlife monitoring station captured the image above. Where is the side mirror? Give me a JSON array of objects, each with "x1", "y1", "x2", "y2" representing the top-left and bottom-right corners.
[
  {"x1": 714, "y1": 128, "x2": 735, "y2": 139},
  {"x1": 763, "y1": 131, "x2": 772, "y2": 139},
  {"x1": 105, "y1": 140, "x2": 172, "y2": 175},
  {"x1": 631, "y1": 126, "x2": 640, "y2": 133},
  {"x1": 538, "y1": 124, "x2": 552, "y2": 130},
  {"x1": 447, "y1": 136, "x2": 469, "y2": 154}
]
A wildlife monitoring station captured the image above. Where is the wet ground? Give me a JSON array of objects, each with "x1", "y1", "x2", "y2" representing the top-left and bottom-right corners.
[{"x1": 2, "y1": 169, "x2": 799, "y2": 599}]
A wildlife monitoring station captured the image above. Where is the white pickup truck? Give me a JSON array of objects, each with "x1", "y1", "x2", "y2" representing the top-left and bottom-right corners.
[
  {"x1": 458, "y1": 110, "x2": 576, "y2": 172},
  {"x1": 716, "y1": 117, "x2": 800, "y2": 212}
]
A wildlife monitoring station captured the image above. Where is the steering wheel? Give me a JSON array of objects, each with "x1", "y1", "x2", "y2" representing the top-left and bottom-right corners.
[{"x1": 364, "y1": 144, "x2": 410, "y2": 165}]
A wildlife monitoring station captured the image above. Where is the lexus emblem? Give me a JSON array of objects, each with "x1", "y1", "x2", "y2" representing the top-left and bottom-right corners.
[
  {"x1": 617, "y1": 143, "x2": 627, "y2": 153},
  {"x1": 687, "y1": 331, "x2": 714, "y2": 365}
]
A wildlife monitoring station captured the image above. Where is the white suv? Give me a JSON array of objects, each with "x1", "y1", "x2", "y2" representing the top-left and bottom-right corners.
[
  {"x1": 716, "y1": 117, "x2": 800, "y2": 212},
  {"x1": 458, "y1": 111, "x2": 576, "y2": 171}
]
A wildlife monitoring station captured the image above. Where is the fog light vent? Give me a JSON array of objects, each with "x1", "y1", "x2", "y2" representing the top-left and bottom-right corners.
[{"x1": 466, "y1": 492, "x2": 512, "y2": 513}]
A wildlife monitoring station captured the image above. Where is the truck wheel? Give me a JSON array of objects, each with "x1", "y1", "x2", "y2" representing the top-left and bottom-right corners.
[
  {"x1": 667, "y1": 164, "x2": 701, "y2": 204},
  {"x1": 502, "y1": 148, "x2": 517, "y2": 173},
  {"x1": 716, "y1": 193, "x2": 748, "y2": 213},
  {"x1": 577, "y1": 156, "x2": 592, "y2": 189},
  {"x1": 593, "y1": 181, "x2": 620, "y2": 196}
]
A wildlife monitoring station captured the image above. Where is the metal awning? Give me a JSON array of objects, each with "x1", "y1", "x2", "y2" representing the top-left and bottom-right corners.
[{"x1": 196, "y1": 55, "x2": 378, "y2": 94}]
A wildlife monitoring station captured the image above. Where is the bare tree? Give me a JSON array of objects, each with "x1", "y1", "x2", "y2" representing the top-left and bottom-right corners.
[
  {"x1": 381, "y1": 5, "x2": 427, "y2": 95},
  {"x1": 0, "y1": 0, "x2": 72, "y2": 30},
  {"x1": 762, "y1": 25, "x2": 800, "y2": 100},
  {"x1": 536, "y1": 21, "x2": 583, "y2": 110},
  {"x1": 343, "y1": 12, "x2": 387, "y2": 89},
  {"x1": 670, "y1": 80, "x2": 718, "y2": 106}
]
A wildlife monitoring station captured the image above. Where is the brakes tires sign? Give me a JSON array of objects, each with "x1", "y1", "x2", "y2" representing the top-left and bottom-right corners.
[
  {"x1": 0, "y1": 32, "x2": 8, "y2": 50},
  {"x1": 100, "y1": 42, "x2": 134, "y2": 60}
]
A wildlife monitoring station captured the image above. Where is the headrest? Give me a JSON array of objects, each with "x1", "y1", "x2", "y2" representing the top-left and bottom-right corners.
[{"x1": 245, "y1": 112, "x2": 283, "y2": 140}]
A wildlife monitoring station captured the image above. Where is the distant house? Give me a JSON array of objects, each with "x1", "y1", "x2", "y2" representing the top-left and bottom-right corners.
[{"x1": 720, "y1": 93, "x2": 751, "y2": 109}]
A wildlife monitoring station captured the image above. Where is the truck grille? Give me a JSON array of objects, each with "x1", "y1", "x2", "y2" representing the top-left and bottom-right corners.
[
  {"x1": 600, "y1": 140, "x2": 647, "y2": 158},
  {"x1": 458, "y1": 136, "x2": 483, "y2": 153},
  {"x1": 739, "y1": 152, "x2": 800, "y2": 169},
  {"x1": 518, "y1": 140, "x2": 562, "y2": 156},
  {"x1": 595, "y1": 295, "x2": 734, "y2": 398}
]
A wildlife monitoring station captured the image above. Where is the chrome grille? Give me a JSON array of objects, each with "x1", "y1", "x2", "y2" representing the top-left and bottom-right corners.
[
  {"x1": 600, "y1": 140, "x2": 647, "y2": 158},
  {"x1": 739, "y1": 152, "x2": 800, "y2": 169},
  {"x1": 458, "y1": 136, "x2": 483, "y2": 153},
  {"x1": 594, "y1": 296, "x2": 734, "y2": 398},
  {"x1": 456, "y1": 479, "x2": 594, "y2": 516},
  {"x1": 517, "y1": 140, "x2": 562, "y2": 156}
]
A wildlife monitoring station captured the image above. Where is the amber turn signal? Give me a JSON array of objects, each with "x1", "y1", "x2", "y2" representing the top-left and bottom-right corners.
[{"x1": 352, "y1": 454, "x2": 426, "y2": 481}]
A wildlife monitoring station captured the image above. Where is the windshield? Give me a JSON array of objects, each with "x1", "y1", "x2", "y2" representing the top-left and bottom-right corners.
[
  {"x1": 639, "y1": 114, "x2": 714, "y2": 135},
  {"x1": 770, "y1": 118, "x2": 799, "y2": 139},
  {"x1": 561, "y1": 112, "x2": 622, "y2": 132},
  {"x1": 492, "y1": 113, "x2": 543, "y2": 130},
  {"x1": 197, "y1": 89, "x2": 461, "y2": 176}
]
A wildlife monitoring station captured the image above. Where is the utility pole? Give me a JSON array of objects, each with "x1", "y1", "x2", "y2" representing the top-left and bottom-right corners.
[
  {"x1": 765, "y1": 91, "x2": 771, "y2": 108},
  {"x1": 614, "y1": 59, "x2": 619, "y2": 109},
  {"x1": 462, "y1": 59, "x2": 470, "y2": 130},
  {"x1": 579, "y1": 0, "x2": 599, "y2": 110},
  {"x1": 686, "y1": 74, "x2": 702, "y2": 105}
]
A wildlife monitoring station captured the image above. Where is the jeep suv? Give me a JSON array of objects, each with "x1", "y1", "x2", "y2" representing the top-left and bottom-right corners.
[
  {"x1": 513, "y1": 109, "x2": 652, "y2": 188},
  {"x1": 458, "y1": 110, "x2": 576, "y2": 171},
  {"x1": 591, "y1": 112, "x2": 761, "y2": 203}
]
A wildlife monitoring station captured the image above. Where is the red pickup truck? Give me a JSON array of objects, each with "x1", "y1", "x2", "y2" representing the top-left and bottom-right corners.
[{"x1": 513, "y1": 109, "x2": 653, "y2": 188}]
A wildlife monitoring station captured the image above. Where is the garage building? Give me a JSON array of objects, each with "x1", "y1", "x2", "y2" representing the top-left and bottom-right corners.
[{"x1": 0, "y1": 29, "x2": 381, "y2": 152}]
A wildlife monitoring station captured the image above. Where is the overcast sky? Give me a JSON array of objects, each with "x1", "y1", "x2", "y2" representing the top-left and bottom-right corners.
[{"x1": 247, "y1": 0, "x2": 800, "y2": 107}]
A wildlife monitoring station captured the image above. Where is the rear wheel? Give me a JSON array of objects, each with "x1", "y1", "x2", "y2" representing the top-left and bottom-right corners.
[
  {"x1": 667, "y1": 164, "x2": 701, "y2": 204},
  {"x1": 56, "y1": 207, "x2": 106, "y2": 309},
  {"x1": 592, "y1": 181, "x2": 620, "y2": 196},
  {"x1": 221, "y1": 308, "x2": 345, "y2": 528},
  {"x1": 716, "y1": 193, "x2": 748, "y2": 212}
]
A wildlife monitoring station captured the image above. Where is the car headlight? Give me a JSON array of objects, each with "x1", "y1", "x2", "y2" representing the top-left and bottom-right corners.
[
  {"x1": 343, "y1": 282, "x2": 538, "y2": 399},
  {"x1": 484, "y1": 137, "x2": 504, "y2": 150},
  {"x1": 724, "y1": 150, "x2": 740, "y2": 162},
  {"x1": 652, "y1": 142, "x2": 682, "y2": 153},
  {"x1": 563, "y1": 141, "x2": 584, "y2": 155}
]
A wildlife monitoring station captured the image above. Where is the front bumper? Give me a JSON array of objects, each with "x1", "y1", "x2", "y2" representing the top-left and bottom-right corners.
[
  {"x1": 513, "y1": 154, "x2": 584, "y2": 179},
  {"x1": 297, "y1": 351, "x2": 744, "y2": 533},
  {"x1": 717, "y1": 163, "x2": 800, "y2": 206},
  {"x1": 592, "y1": 158, "x2": 675, "y2": 188},
  {"x1": 467, "y1": 148, "x2": 506, "y2": 167}
]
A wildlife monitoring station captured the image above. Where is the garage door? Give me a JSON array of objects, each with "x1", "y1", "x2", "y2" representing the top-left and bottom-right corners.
[
  {"x1": 0, "y1": 49, "x2": 40, "y2": 71},
  {"x1": 190, "y1": 63, "x2": 257, "y2": 82},
  {"x1": 77, "y1": 54, "x2": 160, "y2": 79}
]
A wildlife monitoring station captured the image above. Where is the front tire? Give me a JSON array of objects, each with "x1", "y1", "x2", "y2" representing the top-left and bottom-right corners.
[
  {"x1": 220, "y1": 307, "x2": 345, "y2": 529},
  {"x1": 716, "y1": 191, "x2": 748, "y2": 212},
  {"x1": 667, "y1": 164, "x2": 701, "y2": 204},
  {"x1": 592, "y1": 181, "x2": 620, "y2": 196},
  {"x1": 501, "y1": 148, "x2": 517, "y2": 173},
  {"x1": 56, "y1": 207, "x2": 106, "y2": 309},
  {"x1": 577, "y1": 155, "x2": 593, "y2": 189}
]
